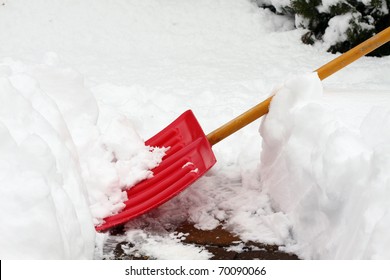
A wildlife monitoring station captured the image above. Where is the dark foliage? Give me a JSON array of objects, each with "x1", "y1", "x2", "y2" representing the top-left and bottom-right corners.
[{"x1": 254, "y1": 0, "x2": 390, "y2": 56}]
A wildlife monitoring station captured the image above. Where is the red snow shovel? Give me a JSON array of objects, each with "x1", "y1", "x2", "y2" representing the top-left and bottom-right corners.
[{"x1": 96, "y1": 27, "x2": 390, "y2": 232}]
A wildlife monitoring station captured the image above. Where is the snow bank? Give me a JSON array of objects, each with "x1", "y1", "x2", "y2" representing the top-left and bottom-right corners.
[
  {"x1": 0, "y1": 57, "x2": 164, "y2": 259},
  {"x1": 260, "y1": 73, "x2": 390, "y2": 259},
  {"x1": 0, "y1": 58, "x2": 95, "y2": 259}
]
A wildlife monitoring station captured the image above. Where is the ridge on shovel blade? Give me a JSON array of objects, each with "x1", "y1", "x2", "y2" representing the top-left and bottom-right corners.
[{"x1": 95, "y1": 110, "x2": 216, "y2": 231}]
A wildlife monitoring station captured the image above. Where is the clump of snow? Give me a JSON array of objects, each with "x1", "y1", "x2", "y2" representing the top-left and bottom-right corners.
[
  {"x1": 318, "y1": 0, "x2": 345, "y2": 13},
  {"x1": 89, "y1": 116, "x2": 166, "y2": 224},
  {"x1": 322, "y1": 12, "x2": 375, "y2": 49},
  {"x1": 123, "y1": 230, "x2": 212, "y2": 260},
  {"x1": 260, "y1": 73, "x2": 390, "y2": 259},
  {"x1": 322, "y1": 14, "x2": 354, "y2": 46}
]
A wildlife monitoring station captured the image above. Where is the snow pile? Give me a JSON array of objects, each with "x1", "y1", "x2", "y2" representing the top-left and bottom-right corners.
[
  {"x1": 0, "y1": 57, "x2": 164, "y2": 259},
  {"x1": 260, "y1": 73, "x2": 390, "y2": 259},
  {"x1": 0, "y1": 58, "x2": 95, "y2": 259}
]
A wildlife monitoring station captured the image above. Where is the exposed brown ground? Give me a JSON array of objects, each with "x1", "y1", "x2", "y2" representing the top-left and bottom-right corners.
[{"x1": 106, "y1": 222, "x2": 299, "y2": 260}]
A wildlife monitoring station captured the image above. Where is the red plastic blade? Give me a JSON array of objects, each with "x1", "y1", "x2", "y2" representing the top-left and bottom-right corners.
[{"x1": 95, "y1": 110, "x2": 216, "y2": 231}]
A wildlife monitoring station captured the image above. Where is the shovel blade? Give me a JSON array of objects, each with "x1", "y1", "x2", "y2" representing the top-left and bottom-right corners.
[{"x1": 96, "y1": 110, "x2": 216, "y2": 231}]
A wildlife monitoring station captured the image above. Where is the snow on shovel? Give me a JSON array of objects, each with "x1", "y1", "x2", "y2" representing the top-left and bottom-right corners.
[{"x1": 96, "y1": 27, "x2": 390, "y2": 231}]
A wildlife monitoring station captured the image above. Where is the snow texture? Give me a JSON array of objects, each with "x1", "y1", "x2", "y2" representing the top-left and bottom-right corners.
[
  {"x1": 1, "y1": 0, "x2": 390, "y2": 259},
  {"x1": 260, "y1": 73, "x2": 390, "y2": 259}
]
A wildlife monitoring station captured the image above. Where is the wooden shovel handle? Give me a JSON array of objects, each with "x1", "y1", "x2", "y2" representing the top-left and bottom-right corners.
[{"x1": 207, "y1": 27, "x2": 390, "y2": 146}]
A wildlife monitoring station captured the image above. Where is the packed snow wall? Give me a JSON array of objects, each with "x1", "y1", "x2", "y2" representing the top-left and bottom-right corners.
[{"x1": 260, "y1": 73, "x2": 390, "y2": 259}]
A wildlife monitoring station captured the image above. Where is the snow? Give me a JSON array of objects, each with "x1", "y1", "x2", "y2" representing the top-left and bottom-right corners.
[
  {"x1": 124, "y1": 230, "x2": 213, "y2": 260},
  {"x1": 323, "y1": 14, "x2": 354, "y2": 46},
  {"x1": 322, "y1": 12, "x2": 375, "y2": 49},
  {"x1": 260, "y1": 73, "x2": 390, "y2": 259},
  {"x1": 0, "y1": 59, "x2": 95, "y2": 259},
  {"x1": 254, "y1": 0, "x2": 291, "y2": 13},
  {"x1": 318, "y1": 0, "x2": 345, "y2": 13},
  {"x1": 1, "y1": 0, "x2": 390, "y2": 260}
]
